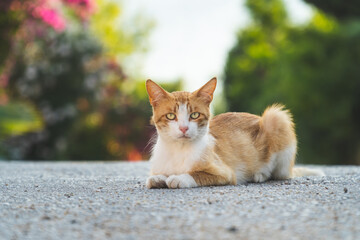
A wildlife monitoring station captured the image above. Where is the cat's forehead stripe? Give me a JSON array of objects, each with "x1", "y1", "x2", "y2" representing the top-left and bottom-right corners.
[
  {"x1": 187, "y1": 103, "x2": 193, "y2": 113},
  {"x1": 174, "y1": 103, "x2": 178, "y2": 113},
  {"x1": 172, "y1": 93, "x2": 191, "y2": 113},
  {"x1": 173, "y1": 91, "x2": 190, "y2": 104}
]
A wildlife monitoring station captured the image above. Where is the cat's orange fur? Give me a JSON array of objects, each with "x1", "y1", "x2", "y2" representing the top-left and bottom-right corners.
[{"x1": 145, "y1": 78, "x2": 324, "y2": 189}]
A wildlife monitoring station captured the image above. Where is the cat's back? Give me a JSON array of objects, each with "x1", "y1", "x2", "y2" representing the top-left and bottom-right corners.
[{"x1": 209, "y1": 112, "x2": 261, "y2": 138}]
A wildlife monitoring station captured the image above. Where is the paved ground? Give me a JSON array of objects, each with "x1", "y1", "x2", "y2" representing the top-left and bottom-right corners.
[{"x1": 0, "y1": 161, "x2": 359, "y2": 240}]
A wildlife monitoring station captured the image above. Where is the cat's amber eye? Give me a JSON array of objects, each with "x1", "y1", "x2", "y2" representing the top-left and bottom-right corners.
[
  {"x1": 190, "y1": 112, "x2": 200, "y2": 119},
  {"x1": 166, "y1": 113, "x2": 176, "y2": 120}
]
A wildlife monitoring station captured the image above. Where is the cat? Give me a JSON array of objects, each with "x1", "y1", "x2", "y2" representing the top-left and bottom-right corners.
[{"x1": 145, "y1": 77, "x2": 324, "y2": 189}]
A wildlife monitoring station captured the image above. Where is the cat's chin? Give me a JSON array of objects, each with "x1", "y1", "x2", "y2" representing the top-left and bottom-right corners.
[
  {"x1": 175, "y1": 135, "x2": 194, "y2": 142},
  {"x1": 179, "y1": 135, "x2": 191, "y2": 139},
  {"x1": 176, "y1": 136, "x2": 190, "y2": 140}
]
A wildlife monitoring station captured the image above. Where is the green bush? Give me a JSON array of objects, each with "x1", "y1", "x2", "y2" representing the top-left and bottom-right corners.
[{"x1": 224, "y1": 0, "x2": 360, "y2": 165}]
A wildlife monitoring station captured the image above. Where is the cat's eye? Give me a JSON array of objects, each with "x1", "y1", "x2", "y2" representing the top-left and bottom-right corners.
[
  {"x1": 166, "y1": 113, "x2": 176, "y2": 120},
  {"x1": 190, "y1": 112, "x2": 200, "y2": 119}
]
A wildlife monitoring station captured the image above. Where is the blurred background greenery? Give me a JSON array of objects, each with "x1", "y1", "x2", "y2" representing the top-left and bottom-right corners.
[{"x1": 0, "y1": 0, "x2": 359, "y2": 164}]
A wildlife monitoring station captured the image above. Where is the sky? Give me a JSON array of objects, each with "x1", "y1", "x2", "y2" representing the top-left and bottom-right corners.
[{"x1": 123, "y1": 0, "x2": 313, "y2": 91}]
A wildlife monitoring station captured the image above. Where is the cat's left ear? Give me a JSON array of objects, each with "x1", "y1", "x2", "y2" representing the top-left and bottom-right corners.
[{"x1": 193, "y1": 77, "x2": 217, "y2": 104}]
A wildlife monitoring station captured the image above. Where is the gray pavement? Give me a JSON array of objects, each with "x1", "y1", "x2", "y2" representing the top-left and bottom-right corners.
[{"x1": 0, "y1": 161, "x2": 359, "y2": 240}]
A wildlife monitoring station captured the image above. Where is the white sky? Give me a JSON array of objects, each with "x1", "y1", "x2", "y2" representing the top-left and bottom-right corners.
[{"x1": 123, "y1": 0, "x2": 313, "y2": 91}]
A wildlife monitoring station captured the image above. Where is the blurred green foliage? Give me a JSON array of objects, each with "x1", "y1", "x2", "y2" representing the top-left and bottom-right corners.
[
  {"x1": 0, "y1": 0, "x2": 162, "y2": 160},
  {"x1": 304, "y1": 0, "x2": 360, "y2": 20},
  {"x1": 0, "y1": 102, "x2": 42, "y2": 137},
  {"x1": 224, "y1": 0, "x2": 360, "y2": 165}
]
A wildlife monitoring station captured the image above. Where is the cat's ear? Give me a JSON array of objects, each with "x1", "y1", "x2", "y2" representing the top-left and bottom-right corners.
[
  {"x1": 146, "y1": 79, "x2": 169, "y2": 106},
  {"x1": 193, "y1": 77, "x2": 217, "y2": 103}
]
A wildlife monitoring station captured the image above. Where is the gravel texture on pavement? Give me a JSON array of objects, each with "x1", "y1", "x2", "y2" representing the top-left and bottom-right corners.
[{"x1": 0, "y1": 161, "x2": 359, "y2": 240}]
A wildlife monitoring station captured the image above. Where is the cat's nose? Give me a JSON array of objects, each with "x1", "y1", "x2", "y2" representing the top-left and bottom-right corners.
[{"x1": 179, "y1": 126, "x2": 189, "y2": 134}]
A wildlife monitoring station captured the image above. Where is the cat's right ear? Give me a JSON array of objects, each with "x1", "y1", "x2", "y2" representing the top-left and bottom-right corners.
[
  {"x1": 146, "y1": 80, "x2": 168, "y2": 106},
  {"x1": 193, "y1": 77, "x2": 217, "y2": 104}
]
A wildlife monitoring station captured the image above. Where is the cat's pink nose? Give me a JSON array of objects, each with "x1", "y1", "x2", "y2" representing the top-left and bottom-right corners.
[{"x1": 179, "y1": 126, "x2": 189, "y2": 134}]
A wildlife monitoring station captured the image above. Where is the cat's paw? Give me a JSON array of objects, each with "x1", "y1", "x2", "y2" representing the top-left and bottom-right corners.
[
  {"x1": 146, "y1": 175, "x2": 168, "y2": 189},
  {"x1": 166, "y1": 174, "x2": 197, "y2": 189},
  {"x1": 253, "y1": 172, "x2": 269, "y2": 183}
]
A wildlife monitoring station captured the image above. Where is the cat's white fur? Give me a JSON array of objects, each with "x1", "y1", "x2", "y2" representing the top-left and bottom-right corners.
[
  {"x1": 234, "y1": 164, "x2": 248, "y2": 184},
  {"x1": 150, "y1": 103, "x2": 214, "y2": 179},
  {"x1": 253, "y1": 142, "x2": 324, "y2": 182},
  {"x1": 271, "y1": 143, "x2": 297, "y2": 180},
  {"x1": 145, "y1": 174, "x2": 167, "y2": 189},
  {"x1": 150, "y1": 131, "x2": 215, "y2": 176},
  {"x1": 253, "y1": 143, "x2": 296, "y2": 182},
  {"x1": 166, "y1": 174, "x2": 198, "y2": 188}
]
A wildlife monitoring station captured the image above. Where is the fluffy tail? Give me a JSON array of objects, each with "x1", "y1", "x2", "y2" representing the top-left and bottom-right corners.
[
  {"x1": 292, "y1": 167, "x2": 325, "y2": 177},
  {"x1": 260, "y1": 104, "x2": 296, "y2": 152},
  {"x1": 261, "y1": 104, "x2": 325, "y2": 178}
]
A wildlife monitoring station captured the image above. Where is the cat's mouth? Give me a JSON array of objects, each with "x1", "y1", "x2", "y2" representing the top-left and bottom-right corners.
[{"x1": 179, "y1": 135, "x2": 191, "y2": 139}]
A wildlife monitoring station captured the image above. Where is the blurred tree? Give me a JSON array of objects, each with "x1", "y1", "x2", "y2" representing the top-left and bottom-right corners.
[
  {"x1": 6, "y1": 30, "x2": 104, "y2": 159},
  {"x1": 224, "y1": 0, "x2": 360, "y2": 165},
  {"x1": 0, "y1": 103, "x2": 42, "y2": 140},
  {"x1": 0, "y1": 0, "x2": 42, "y2": 153},
  {"x1": 0, "y1": 0, "x2": 159, "y2": 160},
  {"x1": 0, "y1": 1, "x2": 22, "y2": 67},
  {"x1": 304, "y1": 0, "x2": 360, "y2": 20}
]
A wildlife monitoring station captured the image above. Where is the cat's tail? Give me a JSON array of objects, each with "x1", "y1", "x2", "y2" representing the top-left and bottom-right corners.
[
  {"x1": 260, "y1": 104, "x2": 325, "y2": 178},
  {"x1": 291, "y1": 167, "x2": 325, "y2": 177},
  {"x1": 260, "y1": 104, "x2": 295, "y2": 151}
]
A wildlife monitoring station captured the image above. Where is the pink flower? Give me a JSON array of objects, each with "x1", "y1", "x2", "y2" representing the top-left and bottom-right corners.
[{"x1": 32, "y1": 6, "x2": 66, "y2": 32}]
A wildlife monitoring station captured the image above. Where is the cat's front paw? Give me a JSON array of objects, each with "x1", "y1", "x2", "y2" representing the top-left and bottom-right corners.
[
  {"x1": 146, "y1": 175, "x2": 167, "y2": 189},
  {"x1": 166, "y1": 174, "x2": 198, "y2": 189}
]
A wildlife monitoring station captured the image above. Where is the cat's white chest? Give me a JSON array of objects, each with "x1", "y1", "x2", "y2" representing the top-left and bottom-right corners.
[
  {"x1": 151, "y1": 147, "x2": 195, "y2": 175},
  {"x1": 150, "y1": 135, "x2": 213, "y2": 176}
]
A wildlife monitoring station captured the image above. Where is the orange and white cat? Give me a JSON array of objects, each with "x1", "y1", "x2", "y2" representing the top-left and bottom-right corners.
[{"x1": 145, "y1": 77, "x2": 324, "y2": 189}]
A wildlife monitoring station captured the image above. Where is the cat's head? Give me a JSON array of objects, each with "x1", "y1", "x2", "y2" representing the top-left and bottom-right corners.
[{"x1": 146, "y1": 78, "x2": 217, "y2": 142}]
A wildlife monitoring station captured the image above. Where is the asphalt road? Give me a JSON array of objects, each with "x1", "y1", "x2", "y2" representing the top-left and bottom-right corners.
[{"x1": 0, "y1": 161, "x2": 359, "y2": 240}]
